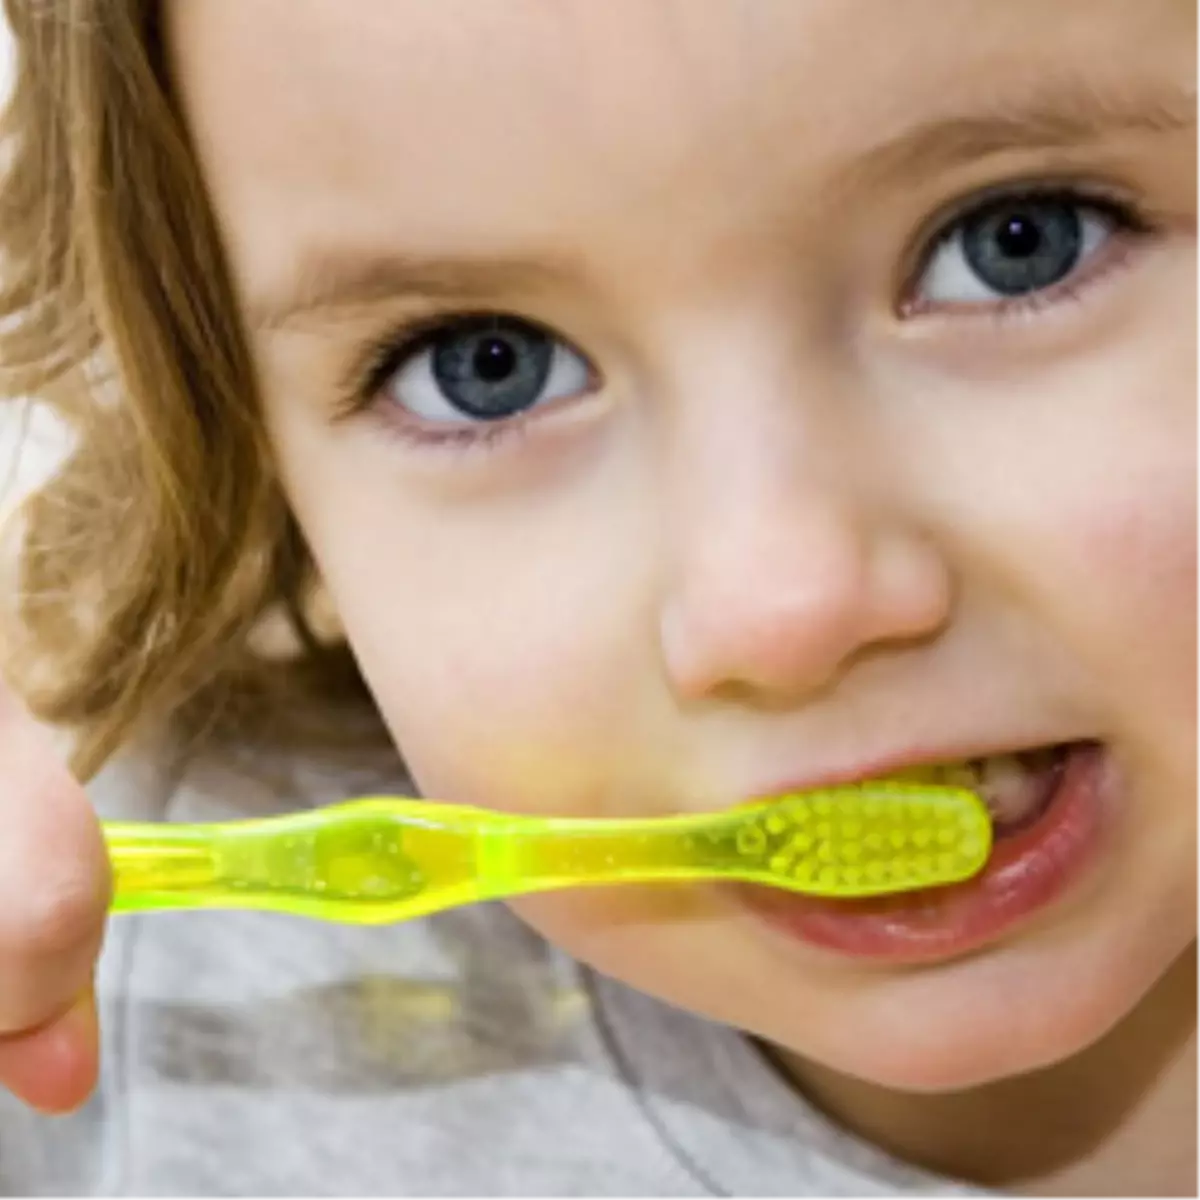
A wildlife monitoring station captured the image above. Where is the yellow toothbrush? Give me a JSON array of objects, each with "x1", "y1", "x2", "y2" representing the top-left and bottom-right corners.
[{"x1": 102, "y1": 782, "x2": 992, "y2": 924}]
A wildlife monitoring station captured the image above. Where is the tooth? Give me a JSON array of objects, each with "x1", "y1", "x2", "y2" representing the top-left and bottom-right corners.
[
  {"x1": 950, "y1": 766, "x2": 983, "y2": 794},
  {"x1": 978, "y1": 754, "x2": 1040, "y2": 825}
]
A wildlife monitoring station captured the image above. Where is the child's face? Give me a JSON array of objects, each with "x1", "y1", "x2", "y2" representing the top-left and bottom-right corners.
[{"x1": 168, "y1": 0, "x2": 1196, "y2": 1090}]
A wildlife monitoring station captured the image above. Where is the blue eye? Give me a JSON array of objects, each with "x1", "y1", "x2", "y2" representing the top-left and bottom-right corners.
[
  {"x1": 915, "y1": 194, "x2": 1119, "y2": 306},
  {"x1": 382, "y1": 316, "x2": 591, "y2": 424}
]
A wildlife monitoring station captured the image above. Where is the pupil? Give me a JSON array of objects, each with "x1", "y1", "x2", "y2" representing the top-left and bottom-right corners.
[
  {"x1": 995, "y1": 213, "x2": 1042, "y2": 259},
  {"x1": 474, "y1": 338, "x2": 516, "y2": 382}
]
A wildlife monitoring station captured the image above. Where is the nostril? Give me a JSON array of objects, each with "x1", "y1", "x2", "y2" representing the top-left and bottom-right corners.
[{"x1": 660, "y1": 579, "x2": 865, "y2": 702}]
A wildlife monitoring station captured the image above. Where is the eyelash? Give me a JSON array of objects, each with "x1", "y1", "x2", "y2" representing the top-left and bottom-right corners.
[
  {"x1": 897, "y1": 180, "x2": 1155, "y2": 318},
  {"x1": 337, "y1": 182, "x2": 1159, "y2": 454}
]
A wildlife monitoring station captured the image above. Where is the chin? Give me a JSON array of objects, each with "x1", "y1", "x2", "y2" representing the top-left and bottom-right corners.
[{"x1": 755, "y1": 905, "x2": 1193, "y2": 1094}]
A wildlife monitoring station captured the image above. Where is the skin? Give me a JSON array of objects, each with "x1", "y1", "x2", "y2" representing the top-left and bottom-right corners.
[
  {"x1": 0, "y1": 686, "x2": 107, "y2": 1113},
  {"x1": 159, "y1": 0, "x2": 1196, "y2": 1191}
]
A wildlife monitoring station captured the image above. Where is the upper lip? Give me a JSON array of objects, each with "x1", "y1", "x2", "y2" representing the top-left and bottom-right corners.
[{"x1": 743, "y1": 737, "x2": 1082, "y2": 802}]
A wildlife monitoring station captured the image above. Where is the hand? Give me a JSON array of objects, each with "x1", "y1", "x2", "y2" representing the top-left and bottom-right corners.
[{"x1": 0, "y1": 681, "x2": 110, "y2": 1112}]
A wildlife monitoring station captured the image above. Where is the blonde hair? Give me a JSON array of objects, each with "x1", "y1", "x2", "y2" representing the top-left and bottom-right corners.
[{"x1": 0, "y1": 0, "x2": 378, "y2": 780}]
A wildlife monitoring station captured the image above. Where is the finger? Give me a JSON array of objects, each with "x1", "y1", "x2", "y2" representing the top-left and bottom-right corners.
[
  {"x1": 0, "y1": 989, "x2": 100, "y2": 1113},
  {"x1": 0, "y1": 685, "x2": 110, "y2": 1032}
]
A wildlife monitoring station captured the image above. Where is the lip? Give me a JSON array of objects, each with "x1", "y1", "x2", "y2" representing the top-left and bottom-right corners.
[
  {"x1": 727, "y1": 740, "x2": 1111, "y2": 964},
  {"x1": 743, "y1": 736, "x2": 1089, "y2": 802}
]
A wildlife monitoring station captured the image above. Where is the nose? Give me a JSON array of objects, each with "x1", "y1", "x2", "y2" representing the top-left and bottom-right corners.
[{"x1": 659, "y1": 471, "x2": 951, "y2": 704}]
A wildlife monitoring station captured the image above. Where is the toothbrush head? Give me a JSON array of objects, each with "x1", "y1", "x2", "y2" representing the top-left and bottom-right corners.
[{"x1": 730, "y1": 782, "x2": 992, "y2": 897}]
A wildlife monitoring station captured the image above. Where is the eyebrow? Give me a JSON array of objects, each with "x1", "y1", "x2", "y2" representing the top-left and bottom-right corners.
[
  {"x1": 249, "y1": 254, "x2": 582, "y2": 332},
  {"x1": 841, "y1": 80, "x2": 1195, "y2": 192},
  {"x1": 249, "y1": 81, "x2": 1194, "y2": 333}
]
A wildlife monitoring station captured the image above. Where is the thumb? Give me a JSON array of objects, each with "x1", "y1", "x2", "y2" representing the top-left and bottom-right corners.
[{"x1": 0, "y1": 989, "x2": 100, "y2": 1113}]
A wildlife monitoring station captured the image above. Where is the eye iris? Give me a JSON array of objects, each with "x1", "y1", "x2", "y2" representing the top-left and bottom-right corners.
[
  {"x1": 431, "y1": 321, "x2": 552, "y2": 419},
  {"x1": 961, "y1": 199, "x2": 1082, "y2": 296}
]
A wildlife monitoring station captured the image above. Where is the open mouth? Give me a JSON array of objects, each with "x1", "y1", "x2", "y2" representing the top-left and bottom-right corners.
[
  {"x1": 730, "y1": 740, "x2": 1111, "y2": 964},
  {"x1": 893, "y1": 744, "x2": 1069, "y2": 838}
]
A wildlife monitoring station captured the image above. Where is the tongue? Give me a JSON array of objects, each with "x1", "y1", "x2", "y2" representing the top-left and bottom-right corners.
[{"x1": 975, "y1": 750, "x2": 1064, "y2": 832}]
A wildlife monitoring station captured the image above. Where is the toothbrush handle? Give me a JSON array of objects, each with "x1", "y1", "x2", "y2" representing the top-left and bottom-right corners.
[
  {"x1": 100, "y1": 809, "x2": 730, "y2": 920},
  {"x1": 473, "y1": 812, "x2": 748, "y2": 895},
  {"x1": 104, "y1": 823, "x2": 224, "y2": 912},
  {"x1": 102, "y1": 805, "x2": 481, "y2": 921}
]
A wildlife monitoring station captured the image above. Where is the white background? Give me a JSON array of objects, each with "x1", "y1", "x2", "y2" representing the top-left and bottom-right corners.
[{"x1": 0, "y1": 11, "x2": 68, "y2": 516}]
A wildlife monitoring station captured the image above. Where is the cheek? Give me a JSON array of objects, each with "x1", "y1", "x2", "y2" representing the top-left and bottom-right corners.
[
  {"x1": 339, "y1": 578, "x2": 627, "y2": 809},
  {"x1": 1068, "y1": 464, "x2": 1196, "y2": 709},
  {"x1": 284, "y1": 442, "x2": 661, "y2": 816},
  {"x1": 910, "y1": 303, "x2": 1196, "y2": 746},
  {"x1": 1035, "y1": 398, "x2": 1197, "y2": 761}
]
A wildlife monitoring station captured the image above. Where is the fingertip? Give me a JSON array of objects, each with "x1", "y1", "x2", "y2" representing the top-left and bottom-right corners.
[{"x1": 0, "y1": 990, "x2": 100, "y2": 1114}]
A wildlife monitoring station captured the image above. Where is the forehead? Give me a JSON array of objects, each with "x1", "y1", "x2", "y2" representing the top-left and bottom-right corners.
[{"x1": 165, "y1": 0, "x2": 1192, "y2": 294}]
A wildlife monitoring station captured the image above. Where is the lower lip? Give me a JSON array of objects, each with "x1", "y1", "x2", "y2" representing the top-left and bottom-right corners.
[{"x1": 729, "y1": 742, "x2": 1112, "y2": 964}]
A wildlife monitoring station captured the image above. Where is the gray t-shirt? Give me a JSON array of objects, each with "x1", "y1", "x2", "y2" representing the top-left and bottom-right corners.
[{"x1": 0, "y1": 743, "x2": 988, "y2": 1196}]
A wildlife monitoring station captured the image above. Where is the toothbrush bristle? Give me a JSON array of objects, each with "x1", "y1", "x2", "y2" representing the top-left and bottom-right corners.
[{"x1": 734, "y1": 783, "x2": 992, "y2": 897}]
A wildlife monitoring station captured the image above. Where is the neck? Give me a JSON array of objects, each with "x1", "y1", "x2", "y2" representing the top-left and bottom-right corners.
[{"x1": 775, "y1": 942, "x2": 1197, "y2": 1196}]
